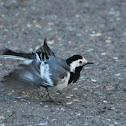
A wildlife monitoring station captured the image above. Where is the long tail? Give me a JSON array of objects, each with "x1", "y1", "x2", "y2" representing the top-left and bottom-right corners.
[
  {"x1": 0, "y1": 48, "x2": 35, "y2": 59},
  {"x1": 0, "y1": 38, "x2": 55, "y2": 61}
]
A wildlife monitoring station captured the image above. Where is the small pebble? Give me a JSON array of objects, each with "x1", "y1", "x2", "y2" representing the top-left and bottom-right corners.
[
  {"x1": 48, "y1": 40, "x2": 54, "y2": 44},
  {"x1": 48, "y1": 22, "x2": 54, "y2": 26},
  {"x1": 0, "y1": 124, "x2": 5, "y2": 126},
  {"x1": 80, "y1": 76, "x2": 86, "y2": 80},
  {"x1": 86, "y1": 48, "x2": 93, "y2": 52},
  {"x1": 111, "y1": 107, "x2": 115, "y2": 110},
  {"x1": 7, "y1": 110, "x2": 11, "y2": 113},
  {"x1": 113, "y1": 57, "x2": 118, "y2": 60},
  {"x1": 90, "y1": 34, "x2": 95, "y2": 37},
  {"x1": 103, "y1": 100, "x2": 108, "y2": 103},
  {"x1": 65, "y1": 123, "x2": 71, "y2": 126},
  {"x1": 95, "y1": 33, "x2": 102, "y2": 36},
  {"x1": 35, "y1": 24, "x2": 42, "y2": 29},
  {"x1": 92, "y1": 85, "x2": 100, "y2": 88},
  {"x1": 15, "y1": 96, "x2": 23, "y2": 99},
  {"x1": 115, "y1": 73, "x2": 121, "y2": 76},
  {"x1": 7, "y1": 41, "x2": 12, "y2": 44},
  {"x1": 0, "y1": 116, "x2": 5, "y2": 119},
  {"x1": 114, "y1": 122, "x2": 119, "y2": 125},
  {"x1": 73, "y1": 99, "x2": 79, "y2": 102},
  {"x1": 33, "y1": 20, "x2": 37, "y2": 24},
  {"x1": 101, "y1": 52, "x2": 106, "y2": 55},
  {"x1": 60, "y1": 108, "x2": 65, "y2": 111},
  {"x1": 75, "y1": 14, "x2": 80, "y2": 18},
  {"x1": 90, "y1": 32, "x2": 102, "y2": 37},
  {"x1": 51, "y1": 119, "x2": 56, "y2": 121},
  {"x1": 66, "y1": 96, "x2": 71, "y2": 99},
  {"x1": 47, "y1": 27, "x2": 52, "y2": 31},
  {"x1": 66, "y1": 102, "x2": 72, "y2": 105},
  {"x1": 105, "y1": 40, "x2": 112, "y2": 43},
  {"x1": 44, "y1": 105, "x2": 48, "y2": 108},
  {"x1": 76, "y1": 33, "x2": 81, "y2": 36},
  {"x1": 91, "y1": 78, "x2": 97, "y2": 83},
  {"x1": 39, "y1": 122, "x2": 48, "y2": 126},
  {"x1": 69, "y1": 94, "x2": 73, "y2": 97},
  {"x1": 27, "y1": 24, "x2": 32, "y2": 28},
  {"x1": 106, "y1": 86, "x2": 114, "y2": 91},
  {"x1": 109, "y1": 124, "x2": 115, "y2": 126},
  {"x1": 92, "y1": 31, "x2": 96, "y2": 34},
  {"x1": 73, "y1": 88, "x2": 78, "y2": 91},
  {"x1": 76, "y1": 113, "x2": 81, "y2": 116}
]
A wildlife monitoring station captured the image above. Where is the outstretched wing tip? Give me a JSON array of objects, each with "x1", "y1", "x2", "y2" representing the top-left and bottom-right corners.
[{"x1": 43, "y1": 37, "x2": 47, "y2": 45}]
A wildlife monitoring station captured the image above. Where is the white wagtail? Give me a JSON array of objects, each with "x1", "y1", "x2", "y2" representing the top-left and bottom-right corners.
[{"x1": 0, "y1": 39, "x2": 93, "y2": 101}]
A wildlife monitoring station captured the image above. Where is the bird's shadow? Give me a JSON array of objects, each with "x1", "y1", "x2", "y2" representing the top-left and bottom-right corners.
[{"x1": 0, "y1": 82, "x2": 74, "y2": 108}]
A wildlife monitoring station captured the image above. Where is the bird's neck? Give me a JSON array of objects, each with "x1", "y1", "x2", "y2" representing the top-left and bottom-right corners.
[
  {"x1": 68, "y1": 66, "x2": 83, "y2": 84},
  {"x1": 66, "y1": 57, "x2": 75, "y2": 72}
]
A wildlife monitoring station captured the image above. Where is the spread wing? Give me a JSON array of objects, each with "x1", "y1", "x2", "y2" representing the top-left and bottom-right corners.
[
  {"x1": 1, "y1": 56, "x2": 70, "y2": 91},
  {"x1": 1, "y1": 40, "x2": 70, "y2": 92},
  {"x1": 36, "y1": 38, "x2": 55, "y2": 60},
  {"x1": 0, "y1": 38, "x2": 55, "y2": 65},
  {"x1": 1, "y1": 60, "x2": 54, "y2": 91}
]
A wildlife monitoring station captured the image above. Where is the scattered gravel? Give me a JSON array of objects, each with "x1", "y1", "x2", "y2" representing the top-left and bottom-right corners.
[{"x1": 0, "y1": 0, "x2": 126, "y2": 126}]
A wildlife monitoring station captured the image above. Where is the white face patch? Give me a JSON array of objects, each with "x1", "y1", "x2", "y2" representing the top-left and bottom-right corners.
[{"x1": 70, "y1": 57, "x2": 87, "y2": 72}]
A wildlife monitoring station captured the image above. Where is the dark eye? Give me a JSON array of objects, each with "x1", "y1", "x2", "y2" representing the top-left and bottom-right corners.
[{"x1": 79, "y1": 61, "x2": 82, "y2": 64}]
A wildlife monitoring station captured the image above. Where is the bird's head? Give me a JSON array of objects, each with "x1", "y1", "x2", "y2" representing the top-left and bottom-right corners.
[{"x1": 66, "y1": 55, "x2": 93, "y2": 73}]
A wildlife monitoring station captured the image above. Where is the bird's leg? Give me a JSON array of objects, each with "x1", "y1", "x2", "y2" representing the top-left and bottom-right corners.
[
  {"x1": 45, "y1": 87, "x2": 55, "y2": 102},
  {"x1": 45, "y1": 88, "x2": 61, "y2": 104}
]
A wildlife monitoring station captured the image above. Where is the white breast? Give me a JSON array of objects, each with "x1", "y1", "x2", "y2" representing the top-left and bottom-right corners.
[{"x1": 55, "y1": 72, "x2": 70, "y2": 92}]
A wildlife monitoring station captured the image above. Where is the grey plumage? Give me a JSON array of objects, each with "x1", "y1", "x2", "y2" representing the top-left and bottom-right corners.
[
  {"x1": 0, "y1": 39, "x2": 93, "y2": 100},
  {"x1": 1, "y1": 54, "x2": 70, "y2": 93}
]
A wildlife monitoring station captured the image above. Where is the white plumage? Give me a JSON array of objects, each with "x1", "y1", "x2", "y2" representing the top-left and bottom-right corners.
[{"x1": 40, "y1": 61, "x2": 53, "y2": 86}]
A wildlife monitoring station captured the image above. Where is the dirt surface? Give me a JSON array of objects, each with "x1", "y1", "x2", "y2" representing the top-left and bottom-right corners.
[{"x1": 0, "y1": 0, "x2": 126, "y2": 125}]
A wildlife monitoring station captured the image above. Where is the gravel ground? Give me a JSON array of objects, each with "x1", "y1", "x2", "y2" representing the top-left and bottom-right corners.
[{"x1": 0, "y1": 0, "x2": 126, "y2": 125}]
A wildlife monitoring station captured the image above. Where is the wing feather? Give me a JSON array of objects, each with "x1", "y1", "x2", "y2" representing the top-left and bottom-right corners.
[{"x1": 1, "y1": 60, "x2": 54, "y2": 91}]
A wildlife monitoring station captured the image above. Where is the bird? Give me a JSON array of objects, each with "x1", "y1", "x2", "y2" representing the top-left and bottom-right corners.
[{"x1": 0, "y1": 38, "x2": 93, "y2": 101}]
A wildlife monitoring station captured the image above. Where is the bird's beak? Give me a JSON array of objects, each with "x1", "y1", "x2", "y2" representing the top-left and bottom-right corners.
[{"x1": 86, "y1": 62, "x2": 94, "y2": 65}]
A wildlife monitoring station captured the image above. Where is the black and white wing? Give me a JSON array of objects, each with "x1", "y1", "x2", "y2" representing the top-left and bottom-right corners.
[
  {"x1": 0, "y1": 38, "x2": 55, "y2": 64},
  {"x1": 1, "y1": 40, "x2": 70, "y2": 91},
  {"x1": 1, "y1": 59, "x2": 54, "y2": 91},
  {"x1": 1, "y1": 55, "x2": 70, "y2": 91},
  {"x1": 36, "y1": 38, "x2": 55, "y2": 60}
]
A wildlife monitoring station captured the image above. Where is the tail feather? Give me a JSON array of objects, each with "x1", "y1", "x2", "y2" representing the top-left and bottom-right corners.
[
  {"x1": 0, "y1": 39, "x2": 55, "y2": 61},
  {"x1": 0, "y1": 48, "x2": 35, "y2": 59}
]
